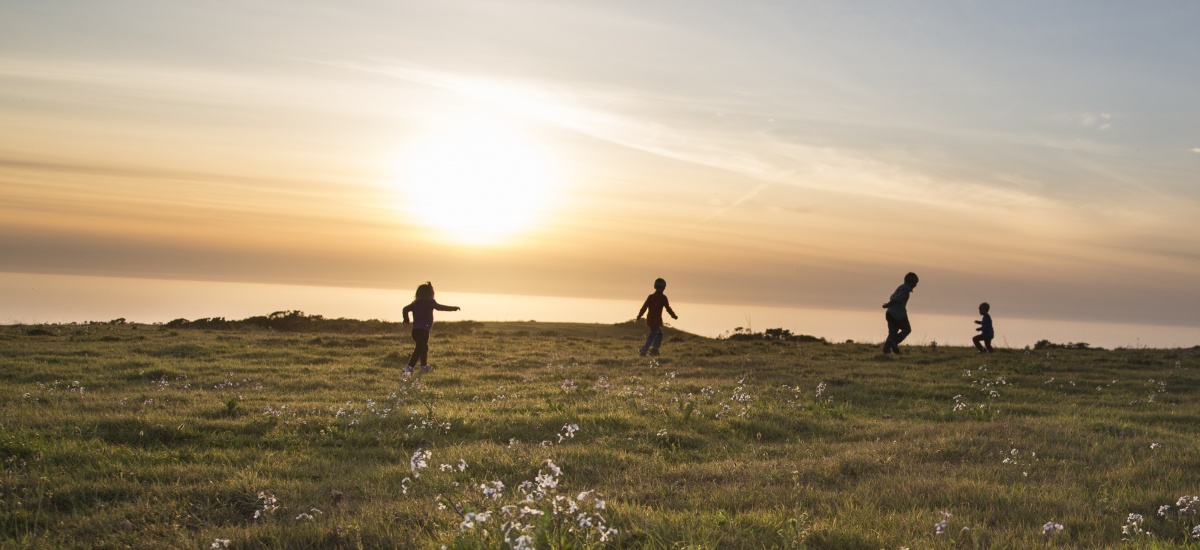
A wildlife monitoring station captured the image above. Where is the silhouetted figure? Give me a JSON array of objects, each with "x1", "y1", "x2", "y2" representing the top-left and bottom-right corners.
[
  {"x1": 973, "y1": 302, "x2": 994, "y2": 353},
  {"x1": 881, "y1": 272, "x2": 919, "y2": 354},
  {"x1": 401, "y1": 282, "x2": 460, "y2": 373},
  {"x1": 637, "y1": 278, "x2": 678, "y2": 356}
]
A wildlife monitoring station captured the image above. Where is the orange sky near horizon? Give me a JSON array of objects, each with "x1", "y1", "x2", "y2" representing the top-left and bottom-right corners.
[{"x1": 2, "y1": 1, "x2": 1200, "y2": 330}]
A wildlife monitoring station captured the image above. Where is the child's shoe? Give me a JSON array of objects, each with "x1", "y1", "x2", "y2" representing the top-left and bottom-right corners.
[
  {"x1": 403, "y1": 365, "x2": 414, "y2": 374},
  {"x1": 420, "y1": 364, "x2": 432, "y2": 372}
]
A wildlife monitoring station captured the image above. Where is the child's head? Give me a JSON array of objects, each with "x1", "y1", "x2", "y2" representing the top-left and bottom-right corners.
[
  {"x1": 904, "y1": 272, "x2": 919, "y2": 287},
  {"x1": 979, "y1": 302, "x2": 990, "y2": 314},
  {"x1": 415, "y1": 282, "x2": 435, "y2": 300},
  {"x1": 653, "y1": 278, "x2": 667, "y2": 292}
]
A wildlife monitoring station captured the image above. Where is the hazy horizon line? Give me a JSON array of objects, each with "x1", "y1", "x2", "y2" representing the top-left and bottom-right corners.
[{"x1": 5, "y1": 269, "x2": 1200, "y2": 333}]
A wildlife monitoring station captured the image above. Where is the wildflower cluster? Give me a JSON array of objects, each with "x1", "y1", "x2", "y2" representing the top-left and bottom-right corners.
[
  {"x1": 494, "y1": 460, "x2": 617, "y2": 547},
  {"x1": 715, "y1": 378, "x2": 754, "y2": 419},
  {"x1": 1132, "y1": 378, "x2": 1168, "y2": 405},
  {"x1": 155, "y1": 373, "x2": 190, "y2": 391},
  {"x1": 295, "y1": 508, "x2": 322, "y2": 521},
  {"x1": 1121, "y1": 513, "x2": 1149, "y2": 540},
  {"x1": 213, "y1": 373, "x2": 255, "y2": 390},
  {"x1": 423, "y1": 453, "x2": 618, "y2": 548},
  {"x1": 25, "y1": 380, "x2": 89, "y2": 403},
  {"x1": 953, "y1": 368, "x2": 1007, "y2": 419},
  {"x1": 253, "y1": 491, "x2": 279, "y2": 520},
  {"x1": 1000, "y1": 448, "x2": 1038, "y2": 477},
  {"x1": 254, "y1": 375, "x2": 451, "y2": 441},
  {"x1": 1154, "y1": 495, "x2": 1200, "y2": 540},
  {"x1": 331, "y1": 398, "x2": 394, "y2": 426},
  {"x1": 934, "y1": 511, "x2": 952, "y2": 536},
  {"x1": 410, "y1": 449, "x2": 432, "y2": 478},
  {"x1": 555, "y1": 423, "x2": 579, "y2": 443}
]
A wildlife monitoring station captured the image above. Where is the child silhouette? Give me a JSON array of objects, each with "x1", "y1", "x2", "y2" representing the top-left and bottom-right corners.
[
  {"x1": 401, "y1": 282, "x2": 460, "y2": 373},
  {"x1": 636, "y1": 278, "x2": 678, "y2": 356},
  {"x1": 881, "y1": 272, "x2": 919, "y2": 354},
  {"x1": 973, "y1": 302, "x2": 994, "y2": 353}
]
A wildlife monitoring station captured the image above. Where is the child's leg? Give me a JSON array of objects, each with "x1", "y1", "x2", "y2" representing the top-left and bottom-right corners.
[
  {"x1": 883, "y1": 313, "x2": 895, "y2": 353},
  {"x1": 649, "y1": 327, "x2": 664, "y2": 354},
  {"x1": 973, "y1": 334, "x2": 985, "y2": 352},
  {"x1": 984, "y1": 338, "x2": 994, "y2": 352},
  {"x1": 893, "y1": 318, "x2": 912, "y2": 345},
  {"x1": 884, "y1": 313, "x2": 908, "y2": 353},
  {"x1": 417, "y1": 330, "x2": 429, "y2": 366},
  {"x1": 640, "y1": 329, "x2": 655, "y2": 356},
  {"x1": 409, "y1": 329, "x2": 430, "y2": 367}
]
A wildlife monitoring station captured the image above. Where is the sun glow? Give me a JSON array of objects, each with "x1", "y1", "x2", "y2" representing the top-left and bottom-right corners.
[{"x1": 398, "y1": 114, "x2": 560, "y2": 245}]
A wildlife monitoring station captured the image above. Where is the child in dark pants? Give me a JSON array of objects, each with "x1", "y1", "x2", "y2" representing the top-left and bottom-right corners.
[
  {"x1": 401, "y1": 282, "x2": 460, "y2": 373},
  {"x1": 881, "y1": 272, "x2": 919, "y2": 354},
  {"x1": 973, "y1": 302, "x2": 994, "y2": 353},
  {"x1": 636, "y1": 278, "x2": 678, "y2": 356}
]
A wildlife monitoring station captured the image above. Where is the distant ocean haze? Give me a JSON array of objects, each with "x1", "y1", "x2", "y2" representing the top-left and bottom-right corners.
[{"x1": 1, "y1": 272, "x2": 1197, "y2": 349}]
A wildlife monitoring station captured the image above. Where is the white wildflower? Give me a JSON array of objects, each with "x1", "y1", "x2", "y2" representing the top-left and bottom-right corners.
[
  {"x1": 410, "y1": 449, "x2": 432, "y2": 477},
  {"x1": 1042, "y1": 521, "x2": 1063, "y2": 534},
  {"x1": 481, "y1": 480, "x2": 505, "y2": 499}
]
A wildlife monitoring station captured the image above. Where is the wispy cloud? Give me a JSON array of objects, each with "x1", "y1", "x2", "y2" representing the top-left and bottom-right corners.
[
  {"x1": 1059, "y1": 111, "x2": 1113, "y2": 131},
  {"x1": 338, "y1": 62, "x2": 1054, "y2": 214}
]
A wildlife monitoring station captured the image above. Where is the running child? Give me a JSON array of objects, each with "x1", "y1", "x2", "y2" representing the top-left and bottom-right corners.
[
  {"x1": 973, "y1": 302, "x2": 994, "y2": 353},
  {"x1": 636, "y1": 278, "x2": 678, "y2": 356},
  {"x1": 881, "y1": 272, "x2": 919, "y2": 354},
  {"x1": 401, "y1": 282, "x2": 460, "y2": 373}
]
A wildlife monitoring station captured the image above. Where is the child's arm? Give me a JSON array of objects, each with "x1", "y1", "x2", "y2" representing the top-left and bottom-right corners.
[
  {"x1": 664, "y1": 297, "x2": 678, "y2": 320},
  {"x1": 433, "y1": 301, "x2": 461, "y2": 312},
  {"x1": 636, "y1": 297, "x2": 650, "y2": 320}
]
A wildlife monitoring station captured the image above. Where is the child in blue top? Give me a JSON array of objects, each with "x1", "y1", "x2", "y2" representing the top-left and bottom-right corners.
[
  {"x1": 973, "y1": 302, "x2": 994, "y2": 353},
  {"x1": 401, "y1": 282, "x2": 460, "y2": 373}
]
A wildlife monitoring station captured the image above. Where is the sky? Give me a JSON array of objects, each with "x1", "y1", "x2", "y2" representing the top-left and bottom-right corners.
[{"x1": 2, "y1": 1, "x2": 1200, "y2": 334}]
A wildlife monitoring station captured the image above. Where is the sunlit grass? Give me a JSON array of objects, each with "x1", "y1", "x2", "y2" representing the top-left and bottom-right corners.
[{"x1": 1, "y1": 321, "x2": 1198, "y2": 548}]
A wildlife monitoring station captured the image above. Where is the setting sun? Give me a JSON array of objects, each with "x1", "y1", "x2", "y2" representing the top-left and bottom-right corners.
[{"x1": 397, "y1": 114, "x2": 559, "y2": 245}]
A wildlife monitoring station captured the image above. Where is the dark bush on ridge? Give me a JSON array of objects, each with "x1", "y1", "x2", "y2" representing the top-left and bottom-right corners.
[
  {"x1": 160, "y1": 311, "x2": 484, "y2": 335},
  {"x1": 1034, "y1": 339, "x2": 1093, "y2": 350},
  {"x1": 723, "y1": 327, "x2": 827, "y2": 344}
]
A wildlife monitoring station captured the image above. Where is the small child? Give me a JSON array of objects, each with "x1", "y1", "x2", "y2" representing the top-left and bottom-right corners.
[
  {"x1": 973, "y1": 302, "x2": 994, "y2": 353},
  {"x1": 401, "y1": 282, "x2": 460, "y2": 373},
  {"x1": 881, "y1": 272, "x2": 919, "y2": 354},
  {"x1": 636, "y1": 278, "x2": 678, "y2": 356}
]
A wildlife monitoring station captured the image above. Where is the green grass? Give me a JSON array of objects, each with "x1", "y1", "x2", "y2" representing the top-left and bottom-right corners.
[{"x1": 1, "y1": 320, "x2": 1198, "y2": 549}]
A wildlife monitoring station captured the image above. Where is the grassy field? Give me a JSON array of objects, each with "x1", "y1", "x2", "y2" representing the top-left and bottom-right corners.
[{"x1": 1, "y1": 319, "x2": 1198, "y2": 549}]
